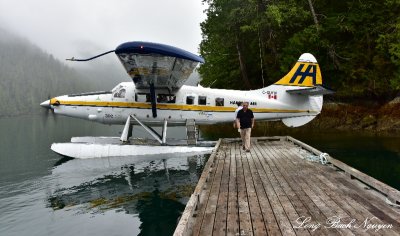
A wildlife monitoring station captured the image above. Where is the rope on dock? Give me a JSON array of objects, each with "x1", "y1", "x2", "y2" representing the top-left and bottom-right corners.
[
  {"x1": 386, "y1": 197, "x2": 400, "y2": 208},
  {"x1": 298, "y1": 148, "x2": 329, "y2": 165},
  {"x1": 319, "y1": 153, "x2": 329, "y2": 165}
]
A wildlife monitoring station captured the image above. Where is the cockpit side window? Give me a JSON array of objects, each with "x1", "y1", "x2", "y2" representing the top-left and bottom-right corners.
[{"x1": 114, "y1": 88, "x2": 126, "y2": 98}]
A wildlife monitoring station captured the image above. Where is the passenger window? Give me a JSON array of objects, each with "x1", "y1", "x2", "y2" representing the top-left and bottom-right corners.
[
  {"x1": 167, "y1": 95, "x2": 176, "y2": 103},
  {"x1": 186, "y1": 96, "x2": 195, "y2": 105},
  {"x1": 199, "y1": 96, "x2": 207, "y2": 105},
  {"x1": 157, "y1": 94, "x2": 168, "y2": 103},
  {"x1": 135, "y1": 93, "x2": 148, "y2": 102},
  {"x1": 215, "y1": 98, "x2": 224, "y2": 106},
  {"x1": 157, "y1": 94, "x2": 176, "y2": 103}
]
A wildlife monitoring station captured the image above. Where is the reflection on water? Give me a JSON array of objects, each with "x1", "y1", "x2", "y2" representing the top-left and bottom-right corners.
[
  {"x1": 54, "y1": 156, "x2": 74, "y2": 167},
  {"x1": 0, "y1": 115, "x2": 205, "y2": 236},
  {"x1": 47, "y1": 154, "x2": 208, "y2": 236}
]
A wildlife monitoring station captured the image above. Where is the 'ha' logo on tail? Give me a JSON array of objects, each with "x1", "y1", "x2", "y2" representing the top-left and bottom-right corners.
[{"x1": 275, "y1": 53, "x2": 322, "y2": 87}]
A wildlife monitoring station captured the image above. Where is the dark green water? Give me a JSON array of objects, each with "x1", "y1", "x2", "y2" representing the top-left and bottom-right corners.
[
  {"x1": 0, "y1": 115, "x2": 207, "y2": 236},
  {"x1": 290, "y1": 132, "x2": 400, "y2": 191},
  {"x1": 0, "y1": 116, "x2": 399, "y2": 236}
]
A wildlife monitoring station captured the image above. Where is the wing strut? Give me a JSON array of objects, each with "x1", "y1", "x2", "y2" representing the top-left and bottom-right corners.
[
  {"x1": 150, "y1": 83, "x2": 157, "y2": 118},
  {"x1": 125, "y1": 115, "x2": 168, "y2": 145}
]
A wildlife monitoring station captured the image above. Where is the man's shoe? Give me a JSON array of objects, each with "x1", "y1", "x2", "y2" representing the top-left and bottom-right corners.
[
  {"x1": 246, "y1": 149, "x2": 250, "y2": 153},
  {"x1": 242, "y1": 146, "x2": 245, "y2": 150}
]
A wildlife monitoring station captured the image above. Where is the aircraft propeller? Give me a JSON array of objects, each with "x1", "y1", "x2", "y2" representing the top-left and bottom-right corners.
[{"x1": 40, "y1": 96, "x2": 59, "y2": 121}]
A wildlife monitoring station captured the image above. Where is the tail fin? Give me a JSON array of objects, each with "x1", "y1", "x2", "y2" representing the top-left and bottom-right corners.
[
  {"x1": 275, "y1": 53, "x2": 322, "y2": 87},
  {"x1": 274, "y1": 53, "x2": 333, "y2": 127}
]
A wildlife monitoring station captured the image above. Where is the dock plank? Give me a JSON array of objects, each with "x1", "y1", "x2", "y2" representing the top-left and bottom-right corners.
[
  {"x1": 268, "y1": 142, "x2": 372, "y2": 236},
  {"x1": 174, "y1": 137, "x2": 400, "y2": 236},
  {"x1": 212, "y1": 144, "x2": 231, "y2": 235},
  {"x1": 249, "y1": 143, "x2": 297, "y2": 236},
  {"x1": 191, "y1": 148, "x2": 221, "y2": 236},
  {"x1": 283, "y1": 143, "x2": 395, "y2": 236},
  {"x1": 226, "y1": 142, "x2": 239, "y2": 236},
  {"x1": 246, "y1": 144, "x2": 282, "y2": 236},
  {"x1": 236, "y1": 143, "x2": 253, "y2": 235},
  {"x1": 198, "y1": 150, "x2": 226, "y2": 236},
  {"x1": 268, "y1": 143, "x2": 355, "y2": 235},
  {"x1": 251, "y1": 143, "x2": 312, "y2": 236},
  {"x1": 240, "y1": 148, "x2": 268, "y2": 236},
  {"x1": 285, "y1": 143, "x2": 400, "y2": 235},
  {"x1": 254, "y1": 142, "x2": 338, "y2": 236}
]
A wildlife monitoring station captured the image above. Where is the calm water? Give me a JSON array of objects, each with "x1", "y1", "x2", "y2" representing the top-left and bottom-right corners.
[
  {"x1": 0, "y1": 115, "x2": 207, "y2": 236},
  {"x1": 290, "y1": 132, "x2": 400, "y2": 191},
  {"x1": 1, "y1": 116, "x2": 399, "y2": 236}
]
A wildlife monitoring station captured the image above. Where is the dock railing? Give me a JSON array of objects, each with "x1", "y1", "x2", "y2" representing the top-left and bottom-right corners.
[
  {"x1": 174, "y1": 139, "x2": 222, "y2": 236},
  {"x1": 286, "y1": 136, "x2": 400, "y2": 205}
]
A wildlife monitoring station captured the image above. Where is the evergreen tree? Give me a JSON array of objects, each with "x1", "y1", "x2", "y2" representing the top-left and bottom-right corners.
[{"x1": 199, "y1": 0, "x2": 400, "y2": 100}]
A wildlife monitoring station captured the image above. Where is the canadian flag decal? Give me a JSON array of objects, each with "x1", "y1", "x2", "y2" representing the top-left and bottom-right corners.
[{"x1": 267, "y1": 92, "x2": 278, "y2": 100}]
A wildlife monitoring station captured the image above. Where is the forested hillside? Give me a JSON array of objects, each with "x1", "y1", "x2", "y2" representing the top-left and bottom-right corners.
[
  {"x1": 0, "y1": 28, "x2": 127, "y2": 116},
  {"x1": 199, "y1": 0, "x2": 400, "y2": 101}
]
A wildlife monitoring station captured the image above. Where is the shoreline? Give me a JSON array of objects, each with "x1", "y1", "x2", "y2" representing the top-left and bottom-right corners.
[
  {"x1": 310, "y1": 100, "x2": 400, "y2": 133},
  {"x1": 200, "y1": 99, "x2": 400, "y2": 137}
]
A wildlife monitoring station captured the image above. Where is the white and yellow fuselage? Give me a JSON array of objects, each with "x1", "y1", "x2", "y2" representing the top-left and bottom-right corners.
[
  {"x1": 45, "y1": 82, "x2": 321, "y2": 126},
  {"x1": 41, "y1": 53, "x2": 329, "y2": 128}
]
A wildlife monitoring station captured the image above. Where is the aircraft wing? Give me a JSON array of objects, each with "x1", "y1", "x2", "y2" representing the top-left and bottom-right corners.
[{"x1": 115, "y1": 42, "x2": 204, "y2": 91}]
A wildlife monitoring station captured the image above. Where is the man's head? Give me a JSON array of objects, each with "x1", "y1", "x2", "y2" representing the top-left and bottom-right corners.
[{"x1": 242, "y1": 102, "x2": 249, "y2": 111}]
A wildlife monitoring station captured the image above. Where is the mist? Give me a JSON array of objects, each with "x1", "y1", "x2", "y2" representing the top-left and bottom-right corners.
[
  {"x1": 0, "y1": 0, "x2": 206, "y2": 93},
  {"x1": 0, "y1": 0, "x2": 207, "y2": 61}
]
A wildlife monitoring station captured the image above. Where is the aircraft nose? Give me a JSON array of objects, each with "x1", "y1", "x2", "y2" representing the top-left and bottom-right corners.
[{"x1": 40, "y1": 99, "x2": 51, "y2": 108}]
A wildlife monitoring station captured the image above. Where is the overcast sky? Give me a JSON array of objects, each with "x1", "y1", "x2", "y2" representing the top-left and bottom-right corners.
[{"x1": 0, "y1": 0, "x2": 207, "y2": 61}]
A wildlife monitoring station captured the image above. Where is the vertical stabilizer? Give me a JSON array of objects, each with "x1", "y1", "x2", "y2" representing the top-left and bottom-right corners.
[{"x1": 274, "y1": 53, "x2": 322, "y2": 87}]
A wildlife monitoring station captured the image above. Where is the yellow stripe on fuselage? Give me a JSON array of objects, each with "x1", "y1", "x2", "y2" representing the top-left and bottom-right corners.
[{"x1": 57, "y1": 100, "x2": 316, "y2": 114}]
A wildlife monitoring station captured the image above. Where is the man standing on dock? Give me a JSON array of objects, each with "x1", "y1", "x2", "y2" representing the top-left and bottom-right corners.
[
  {"x1": 236, "y1": 102, "x2": 254, "y2": 152},
  {"x1": 233, "y1": 102, "x2": 243, "y2": 131}
]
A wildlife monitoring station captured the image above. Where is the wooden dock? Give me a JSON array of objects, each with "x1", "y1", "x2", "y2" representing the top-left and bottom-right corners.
[{"x1": 174, "y1": 136, "x2": 400, "y2": 236}]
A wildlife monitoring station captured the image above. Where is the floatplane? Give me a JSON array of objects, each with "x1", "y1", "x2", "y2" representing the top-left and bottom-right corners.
[{"x1": 40, "y1": 41, "x2": 333, "y2": 158}]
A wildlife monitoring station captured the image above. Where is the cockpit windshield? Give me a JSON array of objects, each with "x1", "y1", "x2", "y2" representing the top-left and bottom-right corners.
[{"x1": 112, "y1": 85, "x2": 126, "y2": 98}]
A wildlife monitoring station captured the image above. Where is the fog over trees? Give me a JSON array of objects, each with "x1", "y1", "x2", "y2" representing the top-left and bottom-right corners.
[{"x1": 0, "y1": 28, "x2": 129, "y2": 116}]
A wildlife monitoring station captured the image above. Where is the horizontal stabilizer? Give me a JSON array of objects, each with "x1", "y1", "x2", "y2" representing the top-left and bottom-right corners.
[
  {"x1": 282, "y1": 116, "x2": 317, "y2": 127},
  {"x1": 286, "y1": 85, "x2": 334, "y2": 96}
]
